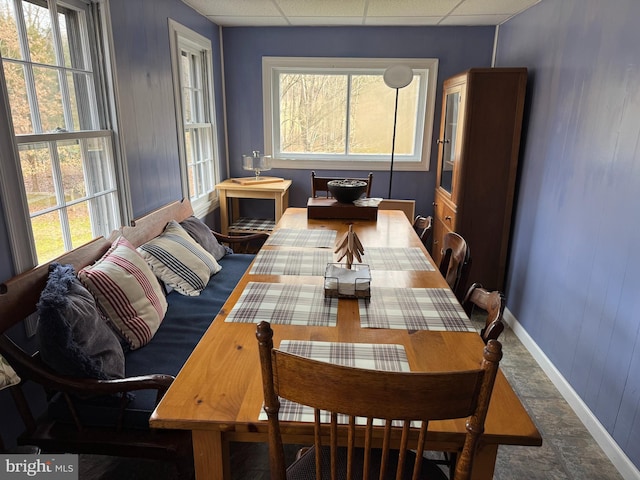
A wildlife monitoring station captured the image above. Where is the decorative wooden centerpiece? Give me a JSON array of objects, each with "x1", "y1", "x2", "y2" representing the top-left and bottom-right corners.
[
  {"x1": 307, "y1": 179, "x2": 378, "y2": 220},
  {"x1": 324, "y1": 225, "x2": 371, "y2": 298}
]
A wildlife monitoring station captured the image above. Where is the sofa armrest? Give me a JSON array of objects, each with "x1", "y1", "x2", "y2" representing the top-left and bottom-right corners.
[
  {"x1": 212, "y1": 231, "x2": 268, "y2": 253},
  {"x1": 1, "y1": 334, "x2": 172, "y2": 400},
  {"x1": 1, "y1": 333, "x2": 176, "y2": 434}
]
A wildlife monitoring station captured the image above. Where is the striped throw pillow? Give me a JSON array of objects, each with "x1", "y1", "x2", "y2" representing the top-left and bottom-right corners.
[
  {"x1": 138, "y1": 220, "x2": 221, "y2": 296},
  {"x1": 79, "y1": 236, "x2": 168, "y2": 350}
]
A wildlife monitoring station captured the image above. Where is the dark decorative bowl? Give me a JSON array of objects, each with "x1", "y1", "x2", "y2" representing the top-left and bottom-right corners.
[{"x1": 327, "y1": 179, "x2": 368, "y2": 204}]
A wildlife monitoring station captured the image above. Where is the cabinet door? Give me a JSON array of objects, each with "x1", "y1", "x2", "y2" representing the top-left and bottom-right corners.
[
  {"x1": 435, "y1": 84, "x2": 464, "y2": 200},
  {"x1": 431, "y1": 216, "x2": 452, "y2": 266}
]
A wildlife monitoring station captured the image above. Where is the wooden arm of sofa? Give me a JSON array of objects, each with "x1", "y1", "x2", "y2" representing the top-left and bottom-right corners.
[
  {"x1": 1, "y1": 334, "x2": 174, "y2": 433},
  {"x1": 0, "y1": 335, "x2": 173, "y2": 399},
  {"x1": 212, "y1": 231, "x2": 268, "y2": 253}
]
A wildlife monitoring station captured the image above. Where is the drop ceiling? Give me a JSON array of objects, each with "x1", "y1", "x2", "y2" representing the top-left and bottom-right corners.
[{"x1": 181, "y1": 0, "x2": 542, "y2": 27}]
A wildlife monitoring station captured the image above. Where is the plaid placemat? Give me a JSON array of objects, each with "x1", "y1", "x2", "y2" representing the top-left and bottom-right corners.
[
  {"x1": 362, "y1": 247, "x2": 435, "y2": 271},
  {"x1": 258, "y1": 341, "x2": 409, "y2": 423},
  {"x1": 229, "y1": 217, "x2": 275, "y2": 232},
  {"x1": 250, "y1": 249, "x2": 333, "y2": 276},
  {"x1": 360, "y1": 287, "x2": 476, "y2": 331},
  {"x1": 264, "y1": 228, "x2": 337, "y2": 248},
  {"x1": 224, "y1": 282, "x2": 337, "y2": 326}
]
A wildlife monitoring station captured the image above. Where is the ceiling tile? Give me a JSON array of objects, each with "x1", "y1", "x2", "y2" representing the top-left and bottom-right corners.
[
  {"x1": 181, "y1": 0, "x2": 542, "y2": 27},
  {"x1": 208, "y1": 15, "x2": 290, "y2": 27},
  {"x1": 365, "y1": 16, "x2": 443, "y2": 26},
  {"x1": 185, "y1": 0, "x2": 282, "y2": 16},
  {"x1": 366, "y1": 0, "x2": 459, "y2": 17},
  {"x1": 288, "y1": 16, "x2": 366, "y2": 26},
  {"x1": 453, "y1": 0, "x2": 540, "y2": 15},
  {"x1": 277, "y1": 0, "x2": 365, "y2": 17},
  {"x1": 438, "y1": 14, "x2": 512, "y2": 25}
]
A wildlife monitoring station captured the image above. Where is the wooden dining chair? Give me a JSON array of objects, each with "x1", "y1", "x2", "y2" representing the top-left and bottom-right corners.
[
  {"x1": 256, "y1": 321, "x2": 503, "y2": 480},
  {"x1": 439, "y1": 232, "x2": 471, "y2": 301},
  {"x1": 378, "y1": 200, "x2": 416, "y2": 222},
  {"x1": 413, "y1": 215, "x2": 433, "y2": 251},
  {"x1": 462, "y1": 283, "x2": 506, "y2": 343},
  {"x1": 311, "y1": 171, "x2": 373, "y2": 198}
]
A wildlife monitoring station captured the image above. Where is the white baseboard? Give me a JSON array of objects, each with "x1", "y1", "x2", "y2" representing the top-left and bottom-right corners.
[{"x1": 503, "y1": 308, "x2": 640, "y2": 480}]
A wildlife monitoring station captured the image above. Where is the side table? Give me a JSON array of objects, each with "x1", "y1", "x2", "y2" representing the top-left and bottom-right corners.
[{"x1": 215, "y1": 178, "x2": 292, "y2": 235}]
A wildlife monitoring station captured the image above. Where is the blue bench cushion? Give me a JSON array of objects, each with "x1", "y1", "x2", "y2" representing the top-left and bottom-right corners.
[{"x1": 48, "y1": 253, "x2": 254, "y2": 429}]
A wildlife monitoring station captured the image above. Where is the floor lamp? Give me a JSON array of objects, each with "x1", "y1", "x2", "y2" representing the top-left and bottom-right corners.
[{"x1": 383, "y1": 65, "x2": 413, "y2": 198}]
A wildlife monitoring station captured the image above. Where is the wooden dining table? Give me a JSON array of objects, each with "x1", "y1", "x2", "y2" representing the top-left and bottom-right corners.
[{"x1": 149, "y1": 208, "x2": 542, "y2": 479}]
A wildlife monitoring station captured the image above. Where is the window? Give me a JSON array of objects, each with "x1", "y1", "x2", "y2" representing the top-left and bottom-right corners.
[
  {"x1": 168, "y1": 20, "x2": 219, "y2": 218},
  {"x1": 263, "y1": 57, "x2": 438, "y2": 171},
  {"x1": 0, "y1": 0, "x2": 122, "y2": 266}
]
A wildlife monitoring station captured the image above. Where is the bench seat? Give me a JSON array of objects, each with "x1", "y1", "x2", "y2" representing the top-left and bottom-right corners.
[
  {"x1": 48, "y1": 253, "x2": 255, "y2": 429},
  {"x1": 0, "y1": 199, "x2": 266, "y2": 475}
]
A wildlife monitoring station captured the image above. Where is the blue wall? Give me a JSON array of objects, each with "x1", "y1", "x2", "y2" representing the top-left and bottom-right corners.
[
  {"x1": 221, "y1": 26, "x2": 495, "y2": 215},
  {"x1": 496, "y1": 0, "x2": 640, "y2": 469},
  {"x1": 108, "y1": 0, "x2": 224, "y2": 218}
]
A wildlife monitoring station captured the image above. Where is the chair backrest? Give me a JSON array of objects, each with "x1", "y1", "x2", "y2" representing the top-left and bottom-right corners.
[
  {"x1": 413, "y1": 215, "x2": 433, "y2": 250},
  {"x1": 311, "y1": 171, "x2": 373, "y2": 198},
  {"x1": 439, "y1": 232, "x2": 471, "y2": 300},
  {"x1": 256, "y1": 321, "x2": 502, "y2": 480},
  {"x1": 462, "y1": 283, "x2": 506, "y2": 343},
  {"x1": 378, "y1": 199, "x2": 416, "y2": 222}
]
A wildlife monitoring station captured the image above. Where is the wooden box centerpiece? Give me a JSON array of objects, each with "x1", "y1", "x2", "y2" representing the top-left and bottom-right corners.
[{"x1": 307, "y1": 197, "x2": 378, "y2": 220}]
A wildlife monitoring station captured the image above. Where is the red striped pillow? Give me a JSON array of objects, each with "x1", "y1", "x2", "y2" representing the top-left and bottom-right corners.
[{"x1": 79, "y1": 236, "x2": 168, "y2": 350}]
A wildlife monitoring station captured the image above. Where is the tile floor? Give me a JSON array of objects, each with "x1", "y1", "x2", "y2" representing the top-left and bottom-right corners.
[
  {"x1": 79, "y1": 321, "x2": 624, "y2": 479},
  {"x1": 489, "y1": 325, "x2": 622, "y2": 480}
]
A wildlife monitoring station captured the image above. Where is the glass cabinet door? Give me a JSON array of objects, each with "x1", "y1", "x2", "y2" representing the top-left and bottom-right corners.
[{"x1": 438, "y1": 90, "x2": 460, "y2": 194}]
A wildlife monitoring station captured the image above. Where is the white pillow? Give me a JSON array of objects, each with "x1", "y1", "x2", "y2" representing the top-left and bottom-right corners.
[
  {"x1": 138, "y1": 220, "x2": 221, "y2": 296},
  {"x1": 78, "y1": 236, "x2": 168, "y2": 351}
]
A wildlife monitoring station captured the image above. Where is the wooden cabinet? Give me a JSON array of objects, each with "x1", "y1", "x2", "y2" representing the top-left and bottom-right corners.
[{"x1": 433, "y1": 68, "x2": 527, "y2": 292}]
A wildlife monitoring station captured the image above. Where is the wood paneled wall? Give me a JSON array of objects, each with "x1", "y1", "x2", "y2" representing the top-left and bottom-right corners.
[{"x1": 496, "y1": 0, "x2": 640, "y2": 470}]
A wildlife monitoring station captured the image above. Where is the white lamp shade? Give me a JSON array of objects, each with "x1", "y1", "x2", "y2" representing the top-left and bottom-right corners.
[{"x1": 383, "y1": 65, "x2": 413, "y2": 89}]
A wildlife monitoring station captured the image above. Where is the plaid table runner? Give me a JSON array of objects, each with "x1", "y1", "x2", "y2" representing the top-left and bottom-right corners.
[
  {"x1": 264, "y1": 228, "x2": 337, "y2": 248},
  {"x1": 224, "y1": 282, "x2": 337, "y2": 326},
  {"x1": 228, "y1": 217, "x2": 275, "y2": 232},
  {"x1": 360, "y1": 287, "x2": 476, "y2": 331},
  {"x1": 362, "y1": 247, "x2": 435, "y2": 271},
  {"x1": 258, "y1": 341, "x2": 409, "y2": 423},
  {"x1": 250, "y1": 247, "x2": 434, "y2": 276},
  {"x1": 250, "y1": 249, "x2": 333, "y2": 276}
]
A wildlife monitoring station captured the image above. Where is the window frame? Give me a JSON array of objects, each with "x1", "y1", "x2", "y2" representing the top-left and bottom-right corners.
[
  {"x1": 0, "y1": 0, "x2": 129, "y2": 274},
  {"x1": 262, "y1": 56, "x2": 439, "y2": 172},
  {"x1": 168, "y1": 19, "x2": 220, "y2": 218}
]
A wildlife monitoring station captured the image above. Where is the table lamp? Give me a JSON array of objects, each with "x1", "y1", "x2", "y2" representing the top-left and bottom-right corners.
[{"x1": 383, "y1": 65, "x2": 413, "y2": 198}]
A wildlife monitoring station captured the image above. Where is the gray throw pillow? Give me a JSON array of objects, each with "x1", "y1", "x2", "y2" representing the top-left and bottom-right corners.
[
  {"x1": 36, "y1": 263, "x2": 125, "y2": 380},
  {"x1": 180, "y1": 215, "x2": 227, "y2": 261}
]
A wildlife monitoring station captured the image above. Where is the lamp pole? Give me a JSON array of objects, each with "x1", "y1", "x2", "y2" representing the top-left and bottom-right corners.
[
  {"x1": 388, "y1": 87, "x2": 400, "y2": 199},
  {"x1": 383, "y1": 64, "x2": 413, "y2": 199}
]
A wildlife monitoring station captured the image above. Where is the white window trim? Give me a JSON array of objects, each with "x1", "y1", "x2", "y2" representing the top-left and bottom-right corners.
[
  {"x1": 168, "y1": 19, "x2": 220, "y2": 218},
  {"x1": 0, "y1": 0, "x2": 130, "y2": 278},
  {"x1": 0, "y1": 0, "x2": 129, "y2": 335},
  {"x1": 262, "y1": 56, "x2": 439, "y2": 172},
  {"x1": 0, "y1": 57, "x2": 35, "y2": 274}
]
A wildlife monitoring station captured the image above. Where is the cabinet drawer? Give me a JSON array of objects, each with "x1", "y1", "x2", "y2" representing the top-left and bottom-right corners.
[{"x1": 434, "y1": 198, "x2": 457, "y2": 230}]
